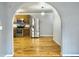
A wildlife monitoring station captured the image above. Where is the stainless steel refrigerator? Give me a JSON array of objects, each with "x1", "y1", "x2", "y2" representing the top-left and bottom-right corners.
[{"x1": 30, "y1": 16, "x2": 40, "y2": 37}]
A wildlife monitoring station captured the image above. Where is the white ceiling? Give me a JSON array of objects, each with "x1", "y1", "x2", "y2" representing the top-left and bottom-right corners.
[{"x1": 16, "y1": 2, "x2": 53, "y2": 13}]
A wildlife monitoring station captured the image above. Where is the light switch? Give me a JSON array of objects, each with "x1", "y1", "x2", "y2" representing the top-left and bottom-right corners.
[{"x1": 0, "y1": 26, "x2": 3, "y2": 30}]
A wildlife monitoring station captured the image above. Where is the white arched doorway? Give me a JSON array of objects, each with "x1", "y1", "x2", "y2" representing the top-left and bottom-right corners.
[{"x1": 12, "y1": 2, "x2": 61, "y2": 56}]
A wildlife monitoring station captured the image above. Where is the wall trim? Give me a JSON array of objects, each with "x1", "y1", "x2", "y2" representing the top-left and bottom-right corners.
[
  {"x1": 53, "y1": 38, "x2": 61, "y2": 46},
  {"x1": 63, "y1": 54, "x2": 79, "y2": 56},
  {"x1": 40, "y1": 35, "x2": 61, "y2": 46},
  {"x1": 5, "y1": 54, "x2": 13, "y2": 57},
  {"x1": 5, "y1": 53, "x2": 79, "y2": 57},
  {"x1": 40, "y1": 35, "x2": 53, "y2": 37}
]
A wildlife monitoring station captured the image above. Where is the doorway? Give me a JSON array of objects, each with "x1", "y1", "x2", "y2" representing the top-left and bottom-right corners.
[{"x1": 13, "y1": 2, "x2": 61, "y2": 57}]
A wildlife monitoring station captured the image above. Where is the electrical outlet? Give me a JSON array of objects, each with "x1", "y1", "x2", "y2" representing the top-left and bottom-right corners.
[{"x1": 0, "y1": 26, "x2": 3, "y2": 30}]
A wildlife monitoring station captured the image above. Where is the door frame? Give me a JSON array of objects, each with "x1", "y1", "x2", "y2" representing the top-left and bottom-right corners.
[{"x1": 11, "y1": 2, "x2": 62, "y2": 56}]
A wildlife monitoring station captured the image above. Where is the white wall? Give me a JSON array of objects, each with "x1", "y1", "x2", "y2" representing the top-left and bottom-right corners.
[
  {"x1": 51, "y1": 2, "x2": 79, "y2": 55},
  {"x1": 0, "y1": 2, "x2": 79, "y2": 56},
  {"x1": 5, "y1": 2, "x2": 24, "y2": 55},
  {"x1": 53, "y1": 14, "x2": 61, "y2": 45},
  {"x1": 0, "y1": 3, "x2": 7, "y2": 56}
]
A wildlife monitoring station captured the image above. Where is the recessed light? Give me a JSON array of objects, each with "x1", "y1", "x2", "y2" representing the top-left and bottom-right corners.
[{"x1": 41, "y1": 12, "x2": 45, "y2": 16}]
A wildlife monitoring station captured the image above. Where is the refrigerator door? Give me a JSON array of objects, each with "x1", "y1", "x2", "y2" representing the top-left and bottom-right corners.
[
  {"x1": 34, "y1": 18, "x2": 40, "y2": 37},
  {"x1": 30, "y1": 18, "x2": 35, "y2": 37},
  {"x1": 30, "y1": 17, "x2": 40, "y2": 38}
]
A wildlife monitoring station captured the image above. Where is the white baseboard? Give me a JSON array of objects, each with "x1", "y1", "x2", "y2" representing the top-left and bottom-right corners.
[
  {"x1": 5, "y1": 54, "x2": 79, "y2": 57},
  {"x1": 53, "y1": 39, "x2": 61, "y2": 46},
  {"x1": 63, "y1": 54, "x2": 79, "y2": 56},
  {"x1": 40, "y1": 35, "x2": 61, "y2": 46},
  {"x1": 40, "y1": 35, "x2": 53, "y2": 37},
  {"x1": 5, "y1": 54, "x2": 13, "y2": 57}
]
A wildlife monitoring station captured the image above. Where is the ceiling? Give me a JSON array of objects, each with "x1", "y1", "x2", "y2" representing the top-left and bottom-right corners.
[{"x1": 16, "y1": 2, "x2": 53, "y2": 13}]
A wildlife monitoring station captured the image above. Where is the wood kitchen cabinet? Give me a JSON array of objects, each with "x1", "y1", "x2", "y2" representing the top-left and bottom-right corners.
[
  {"x1": 13, "y1": 15, "x2": 31, "y2": 37},
  {"x1": 14, "y1": 27, "x2": 30, "y2": 37}
]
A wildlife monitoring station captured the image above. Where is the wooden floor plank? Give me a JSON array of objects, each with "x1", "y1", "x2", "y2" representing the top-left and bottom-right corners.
[{"x1": 14, "y1": 36, "x2": 61, "y2": 57}]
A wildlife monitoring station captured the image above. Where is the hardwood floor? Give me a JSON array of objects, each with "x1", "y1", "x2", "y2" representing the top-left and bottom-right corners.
[{"x1": 14, "y1": 36, "x2": 61, "y2": 57}]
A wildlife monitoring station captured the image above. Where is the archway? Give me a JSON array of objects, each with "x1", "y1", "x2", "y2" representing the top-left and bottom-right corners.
[{"x1": 12, "y1": 2, "x2": 61, "y2": 56}]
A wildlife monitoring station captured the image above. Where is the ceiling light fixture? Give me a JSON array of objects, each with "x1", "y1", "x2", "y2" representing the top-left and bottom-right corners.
[
  {"x1": 16, "y1": 9, "x2": 24, "y2": 13},
  {"x1": 41, "y1": 6, "x2": 45, "y2": 16},
  {"x1": 41, "y1": 12, "x2": 45, "y2": 16}
]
